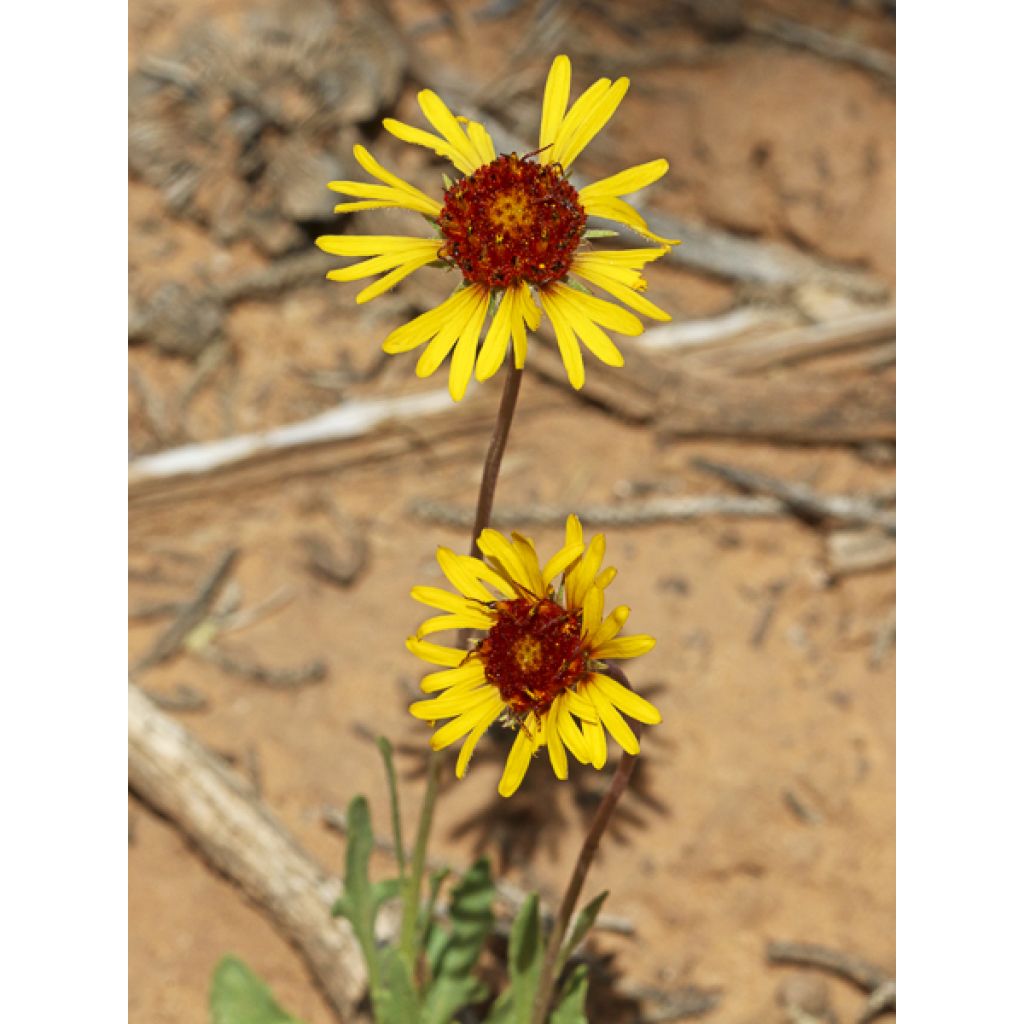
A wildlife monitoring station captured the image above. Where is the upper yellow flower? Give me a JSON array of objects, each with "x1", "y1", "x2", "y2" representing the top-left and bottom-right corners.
[
  {"x1": 316, "y1": 55, "x2": 678, "y2": 401},
  {"x1": 406, "y1": 516, "x2": 662, "y2": 797}
]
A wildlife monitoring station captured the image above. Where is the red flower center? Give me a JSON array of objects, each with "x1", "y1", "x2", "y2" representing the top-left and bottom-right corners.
[
  {"x1": 477, "y1": 596, "x2": 587, "y2": 715},
  {"x1": 438, "y1": 154, "x2": 586, "y2": 290}
]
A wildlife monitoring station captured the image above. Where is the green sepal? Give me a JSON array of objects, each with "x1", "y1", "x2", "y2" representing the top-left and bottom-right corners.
[
  {"x1": 209, "y1": 955, "x2": 305, "y2": 1024},
  {"x1": 550, "y1": 964, "x2": 589, "y2": 1024},
  {"x1": 582, "y1": 228, "x2": 619, "y2": 240},
  {"x1": 442, "y1": 173, "x2": 454, "y2": 191}
]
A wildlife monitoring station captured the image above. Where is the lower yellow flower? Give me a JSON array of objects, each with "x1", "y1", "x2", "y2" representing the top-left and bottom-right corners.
[{"x1": 407, "y1": 516, "x2": 661, "y2": 797}]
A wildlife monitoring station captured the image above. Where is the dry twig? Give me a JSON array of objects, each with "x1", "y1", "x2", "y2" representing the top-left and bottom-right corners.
[
  {"x1": 132, "y1": 548, "x2": 239, "y2": 672},
  {"x1": 128, "y1": 683, "x2": 366, "y2": 1016}
]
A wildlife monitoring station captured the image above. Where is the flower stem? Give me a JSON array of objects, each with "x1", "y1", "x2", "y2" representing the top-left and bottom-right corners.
[
  {"x1": 468, "y1": 357, "x2": 524, "y2": 557},
  {"x1": 530, "y1": 746, "x2": 639, "y2": 1023},
  {"x1": 398, "y1": 747, "x2": 440, "y2": 971}
]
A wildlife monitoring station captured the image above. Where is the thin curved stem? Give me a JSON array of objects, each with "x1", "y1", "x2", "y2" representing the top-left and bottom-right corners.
[
  {"x1": 468, "y1": 357, "x2": 524, "y2": 557},
  {"x1": 530, "y1": 665, "x2": 643, "y2": 1023}
]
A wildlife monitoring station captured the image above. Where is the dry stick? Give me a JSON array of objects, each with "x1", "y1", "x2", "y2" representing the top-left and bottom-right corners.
[
  {"x1": 766, "y1": 940, "x2": 891, "y2": 992},
  {"x1": 128, "y1": 682, "x2": 366, "y2": 1017},
  {"x1": 531, "y1": 748, "x2": 639, "y2": 1024},
  {"x1": 132, "y1": 547, "x2": 239, "y2": 672}
]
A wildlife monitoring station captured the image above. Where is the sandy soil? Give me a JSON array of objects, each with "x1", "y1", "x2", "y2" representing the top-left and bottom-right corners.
[{"x1": 129, "y1": 1, "x2": 895, "y2": 1021}]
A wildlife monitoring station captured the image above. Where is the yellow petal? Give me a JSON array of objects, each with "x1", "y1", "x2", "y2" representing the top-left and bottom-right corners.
[
  {"x1": 406, "y1": 636, "x2": 465, "y2": 667},
  {"x1": 592, "y1": 633, "x2": 657, "y2": 660},
  {"x1": 416, "y1": 610, "x2": 493, "y2": 637},
  {"x1": 383, "y1": 117, "x2": 476, "y2": 176},
  {"x1": 415, "y1": 295, "x2": 483, "y2": 377},
  {"x1": 579, "y1": 195, "x2": 680, "y2": 246},
  {"x1": 582, "y1": 715, "x2": 607, "y2": 770},
  {"x1": 549, "y1": 77, "x2": 611, "y2": 166},
  {"x1": 446, "y1": 286, "x2": 491, "y2": 401},
  {"x1": 538, "y1": 287, "x2": 585, "y2": 389},
  {"x1": 556, "y1": 695, "x2": 590, "y2": 765},
  {"x1": 478, "y1": 529, "x2": 539, "y2": 594},
  {"x1": 466, "y1": 120, "x2": 497, "y2": 165},
  {"x1": 589, "y1": 605, "x2": 629, "y2": 648},
  {"x1": 316, "y1": 234, "x2": 432, "y2": 257},
  {"x1": 431, "y1": 693, "x2": 504, "y2": 749},
  {"x1": 582, "y1": 586, "x2": 605, "y2": 640},
  {"x1": 590, "y1": 673, "x2": 662, "y2": 725},
  {"x1": 476, "y1": 286, "x2": 516, "y2": 382},
  {"x1": 539, "y1": 54, "x2": 571, "y2": 154},
  {"x1": 542, "y1": 540, "x2": 585, "y2": 588},
  {"x1": 498, "y1": 718, "x2": 541, "y2": 797},
  {"x1": 510, "y1": 533, "x2": 545, "y2": 596},
  {"x1": 557, "y1": 77, "x2": 629, "y2": 170},
  {"x1": 546, "y1": 708, "x2": 569, "y2": 780},
  {"x1": 436, "y1": 547, "x2": 497, "y2": 602},
  {"x1": 409, "y1": 684, "x2": 495, "y2": 721},
  {"x1": 566, "y1": 533, "x2": 606, "y2": 610},
  {"x1": 570, "y1": 262, "x2": 671, "y2": 322},
  {"x1": 411, "y1": 585, "x2": 483, "y2": 614},
  {"x1": 418, "y1": 90, "x2": 486, "y2": 172},
  {"x1": 547, "y1": 282, "x2": 644, "y2": 336},
  {"x1": 585, "y1": 682, "x2": 640, "y2": 754},
  {"x1": 351, "y1": 144, "x2": 443, "y2": 214},
  {"x1": 325, "y1": 242, "x2": 439, "y2": 283},
  {"x1": 578, "y1": 159, "x2": 669, "y2": 201},
  {"x1": 420, "y1": 660, "x2": 486, "y2": 694},
  {"x1": 456, "y1": 708, "x2": 500, "y2": 778},
  {"x1": 356, "y1": 250, "x2": 439, "y2": 304}
]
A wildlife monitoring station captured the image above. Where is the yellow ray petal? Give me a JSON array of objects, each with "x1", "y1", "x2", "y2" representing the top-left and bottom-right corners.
[
  {"x1": 356, "y1": 250, "x2": 440, "y2": 304},
  {"x1": 541, "y1": 539, "x2": 585, "y2": 588},
  {"x1": 351, "y1": 143, "x2": 444, "y2": 215},
  {"x1": 456, "y1": 707, "x2": 501, "y2": 778},
  {"x1": 406, "y1": 636, "x2": 465, "y2": 667},
  {"x1": 547, "y1": 282, "x2": 644, "y2": 336},
  {"x1": 582, "y1": 586, "x2": 605, "y2": 639},
  {"x1": 574, "y1": 247, "x2": 669, "y2": 269},
  {"x1": 585, "y1": 682, "x2": 640, "y2": 754},
  {"x1": 465, "y1": 120, "x2": 497, "y2": 166},
  {"x1": 546, "y1": 708, "x2": 569, "y2": 779},
  {"x1": 510, "y1": 533, "x2": 545, "y2": 596},
  {"x1": 431, "y1": 693, "x2": 505, "y2": 749},
  {"x1": 446, "y1": 286, "x2": 491, "y2": 401},
  {"x1": 383, "y1": 117, "x2": 477, "y2": 176},
  {"x1": 325, "y1": 242, "x2": 440, "y2": 283},
  {"x1": 590, "y1": 673, "x2": 662, "y2": 725},
  {"x1": 498, "y1": 717, "x2": 542, "y2": 797},
  {"x1": 317, "y1": 234, "x2": 433, "y2": 257},
  {"x1": 570, "y1": 262, "x2": 671, "y2": 321},
  {"x1": 436, "y1": 547, "x2": 498, "y2": 602},
  {"x1": 478, "y1": 529, "x2": 540, "y2": 594},
  {"x1": 420, "y1": 660, "x2": 486, "y2": 694},
  {"x1": 589, "y1": 605, "x2": 629, "y2": 648},
  {"x1": 578, "y1": 159, "x2": 669, "y2": 202},
  {"x1": 539, "y1": 54, "x2": 571, "y2": 154},
  {"x1": 410, "y1": 684, "x2": 496, "y2": 721},
  {"x1": 416, "y1": 610, "x2": 494, "y2": 637},
  {"x1": 411, "y1": 585, "x2": 485, "y2": 615},
  {"x1": 582, "y1": 715, "x2": 607, "y2": 770},
  {"x1": 578, "y1": 195, "x2": 680, "y2": 246},
  {"x1": 566, "y1": 533, "x2": 606, "y2": 610},
  {"x1": 418, "y1": 90, "x2": 486, "y2": 172},
  {"x1": 549, "y1": 77, "x2": 611, "y2": 165},
  {"x1": 556, "y1": 77, "x2": 629, "y2": 170},
  {"x1": 475, "y1": 286, "x2": 516, "y2": 382},
  {"x1": 592, "y1": 633, "x2": 657, "y2": 660},
  {"x1": 538, "y1": 287, "x2": 585, "y2": 389},
  {"x1": 556, "y1": 695, "x2": 590, "y2": 765}
]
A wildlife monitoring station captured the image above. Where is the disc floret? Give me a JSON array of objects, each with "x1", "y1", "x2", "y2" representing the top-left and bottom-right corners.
[
  {"x1": 438, "y1": 153, "x2": 586, "y2": 289},
  {"x1": 475, "y1": 596, "x2": 587, "y2": 716}
]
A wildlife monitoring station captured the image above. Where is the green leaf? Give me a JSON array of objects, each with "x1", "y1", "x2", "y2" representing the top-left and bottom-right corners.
[
  {"x1": 422, "y1": 859, "x2": 496, "y2": 1024},
  {"x1": 508, "y1": 893, "x2": 542, "y2": 1024},
  {"x1": 482, "y1": 989, "x2": 514, "y2": 1023},
  {"x1": 209, "y1": 955, "x2": 304, "y2": 1024},
  {"x1": 333, "y1": 796, "x2": 380, "y2": 984},
  {"x1": 421, "y1": 868, "x2": 452, "y2": 976},
  {"x1": 371, "y1": 947, "x2": 421, "y2": 1024},
  {"x1": 557, "y1": 891, "x2": 608, "y2": 975},
  {"x1": 549, "y1": 964, "x2": 589, "y2": 1024}
]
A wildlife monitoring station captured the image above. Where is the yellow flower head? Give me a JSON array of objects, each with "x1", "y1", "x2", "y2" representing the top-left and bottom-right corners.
[
  {"x1": 407, "y1": 516, "x2": 661, "y2": 797},
  {"x1": 316, "y1": 55, "x2": 678, "y2": 401}
]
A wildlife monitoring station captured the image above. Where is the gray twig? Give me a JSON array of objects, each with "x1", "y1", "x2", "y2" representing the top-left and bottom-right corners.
[{"x1": 133, "y1": 548, "x2": 239, "y2": 672}]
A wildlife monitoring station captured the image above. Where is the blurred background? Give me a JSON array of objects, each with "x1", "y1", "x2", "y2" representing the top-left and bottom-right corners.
[{"x1": 128, "y1": 1, "x2": 895, "y2": 1021}]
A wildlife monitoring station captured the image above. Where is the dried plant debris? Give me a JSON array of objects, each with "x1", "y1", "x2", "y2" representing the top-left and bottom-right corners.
[{"x1": 129, "y1": 0, "x2": 405, "y2": 255}]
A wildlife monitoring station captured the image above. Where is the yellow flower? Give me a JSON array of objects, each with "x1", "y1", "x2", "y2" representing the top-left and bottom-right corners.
[
  {"x1": 316, "y1": 55, "x2": 678, "y2": 401},
  {"x1": 407, "y1": 516, "x2": 661, "y2": 797}
]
